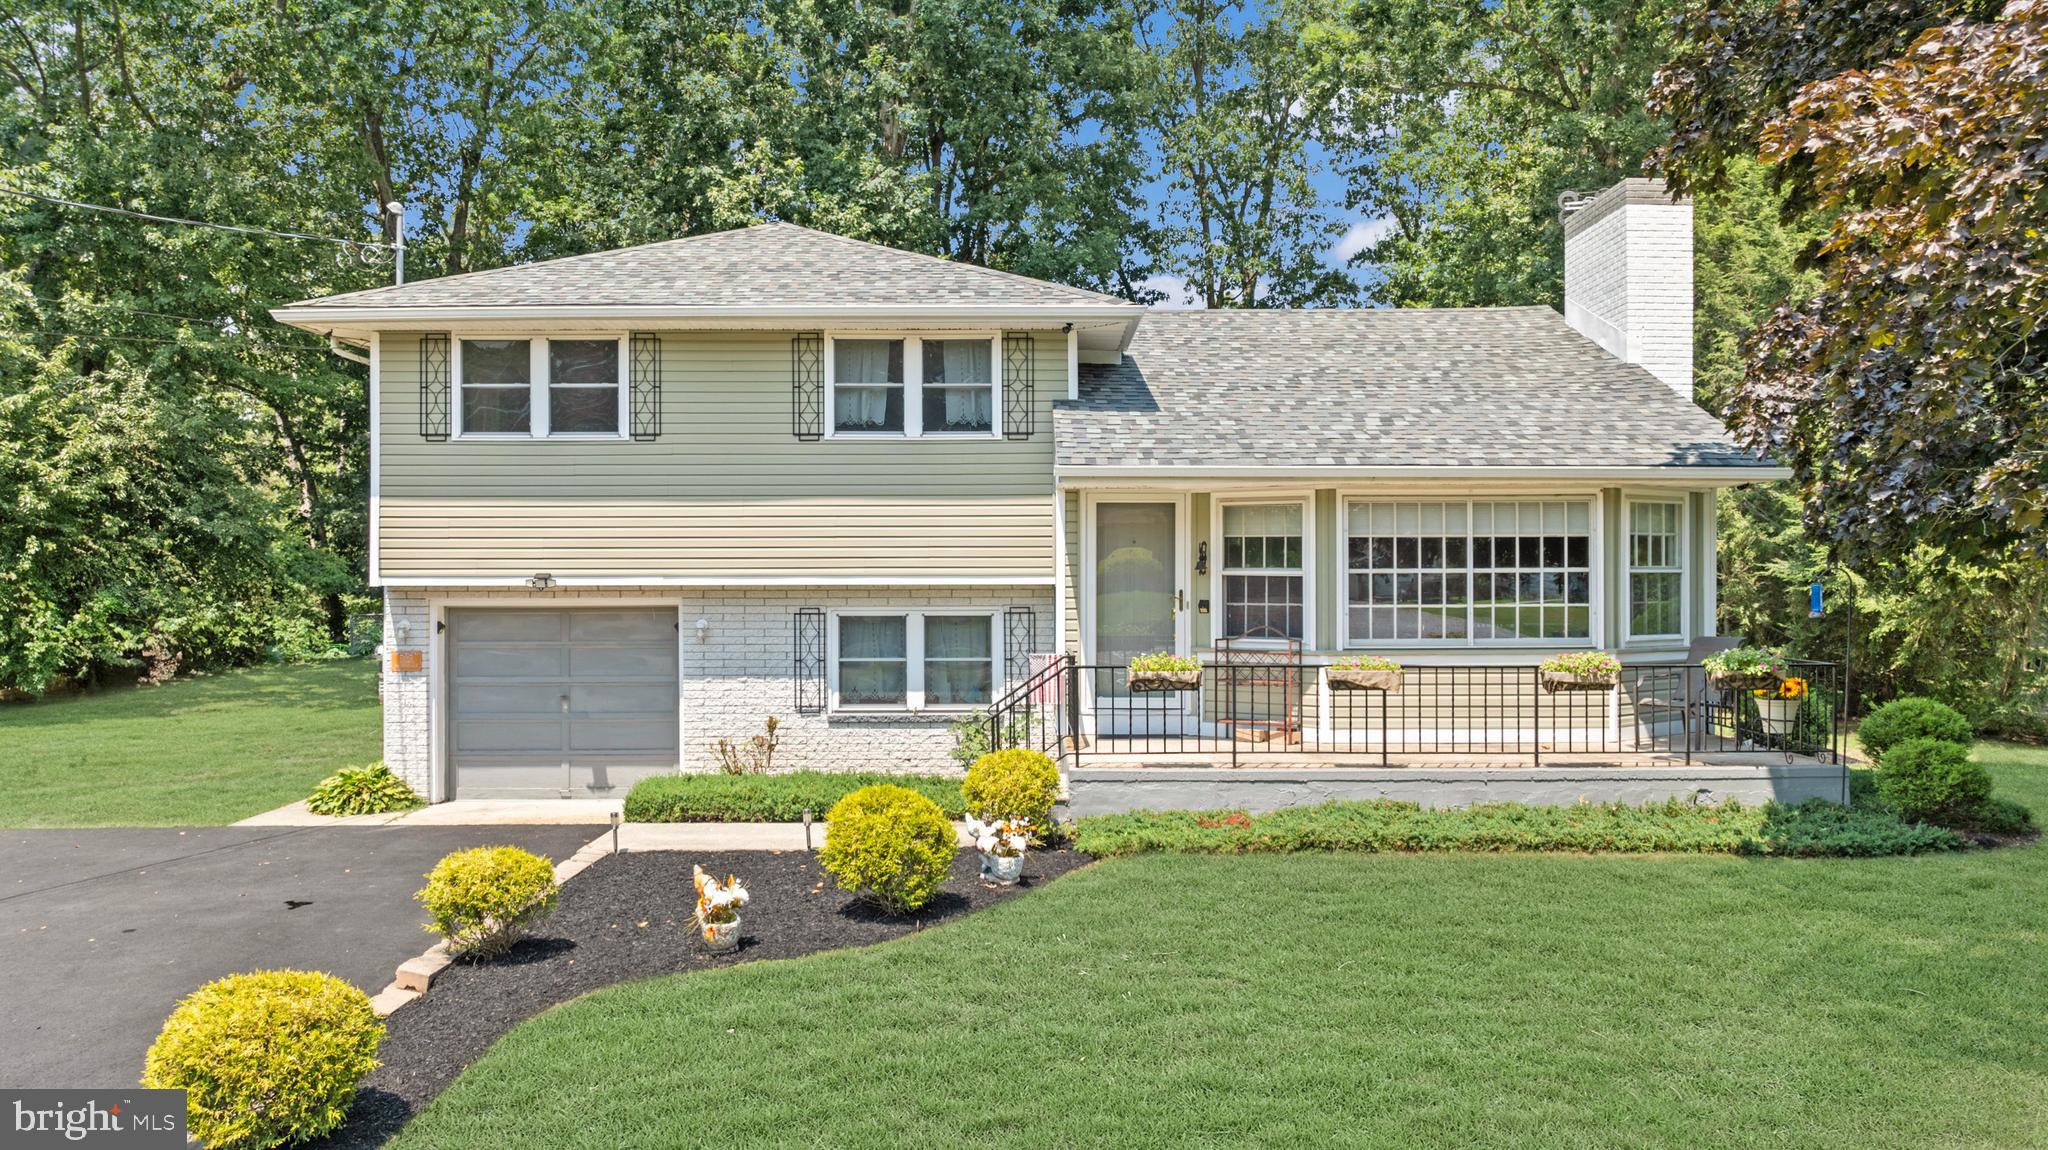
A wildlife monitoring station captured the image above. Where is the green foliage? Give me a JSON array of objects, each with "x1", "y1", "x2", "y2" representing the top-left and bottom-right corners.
[
  {"x1": 141, "y1": 970, "x2": 382, "y2": 1150},
  {"x1": 1876, "y1": 738, "x2": 1993, "y2": 826},
  {"x1": 819, "y1": 784, "x2": 958, "y2": 914},
  {"x1": 624, "y1": 771, "x2": 965, "y2": 822},
  {"x1": 1962, "y1": 796, "x2": 2035, "y2": 836},
  {"x1": 1701, "y1": 646, "x2": 1787, "y2": 678},
  {"x1": 1330, "y1": 654, "x2": 1401, "y2": 671},
  {"x1": 1074, "y1": 796, "x2": 1964, "y2": 858},
  {"x1": 1537, "y1": 651, "x2": 1619, "y2": 678},
  {"x1": 1859, "y1": 698, "x2": 1975, "y2": 764},
  {"x1": 417, "y1": 846, "x2": 560, "y2": 958},
  {"x1": 947, "y1": 708, "x2": 1036, "y2": 767},
  {"x1": 962, "y1": 749, "x2": 1060, "y2": 825},
  {"x1": 306, "y1": 762, "x2": 423, "y2": 817},
  {"x1": 1128, "y1": 652, "x2": 1201, "y2": 673}
]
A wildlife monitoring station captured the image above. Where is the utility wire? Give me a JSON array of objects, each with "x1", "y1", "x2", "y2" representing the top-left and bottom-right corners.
[{"x1": 0, "y1": 186, "x2": 392, "y2": 251}]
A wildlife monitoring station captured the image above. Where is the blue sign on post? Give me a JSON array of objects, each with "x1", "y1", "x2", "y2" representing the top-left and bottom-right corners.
[{"x1": 1809, "y1": 580, "x2": 1824, "y2": 618}]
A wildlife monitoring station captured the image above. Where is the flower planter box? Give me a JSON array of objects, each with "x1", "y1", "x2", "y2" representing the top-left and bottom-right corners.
[
  {"x1": 1709, "y1": 671, "x2": 1782, "y2": 693},
  {"x1": 1540, "y1": 670, "x2": 1618, "y2": 694},
  {"x1": 1129, "y1": 669, "x2": 1203, "y2": 692},
  {"x1": 1328, "y1": 668, "x2": 1403, "y2": 693}
]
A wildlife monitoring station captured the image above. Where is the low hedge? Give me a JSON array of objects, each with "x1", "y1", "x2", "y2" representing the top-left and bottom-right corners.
[
  {"x1": 1073, "y1": 797, "x2": 1966, "y2": 858},
  {"x1": 625, "y1": 771, "x2": 966, "y2": 823}
]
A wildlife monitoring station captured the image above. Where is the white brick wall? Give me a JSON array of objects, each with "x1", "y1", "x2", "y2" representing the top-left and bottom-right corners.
[
  {"x1": 1562, "y1": 179, "x2": 1694, "y2": 397},
  {"x1": 379, "y1": 584, "x2": 1056, "y2": 799}
]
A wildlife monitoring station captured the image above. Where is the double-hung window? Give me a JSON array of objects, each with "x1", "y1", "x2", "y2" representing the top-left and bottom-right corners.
[
  {"x1": 456, "y1": 336, "x2": 625, "y2": 438},
  {"x1": 1627, "y1": 500, "x2": 1684, "y2": 640},
  {"x1": 832, "y1": 612, "x2": 997, "y2": 710},
  {"x1": 1345, "y1": 499, "x2": 1593, "y2": 644},
  {"x1": 828, "y1": 335, "x2": 998, "y2": 437},
  {"x1": 1219, "y1": 502, "x2": 1305, "y2": 641}
]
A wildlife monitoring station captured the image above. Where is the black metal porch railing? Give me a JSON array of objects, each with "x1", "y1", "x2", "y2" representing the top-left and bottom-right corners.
[{"x1": 985, "y1": 655, "x2": 1845, "y2": 770}]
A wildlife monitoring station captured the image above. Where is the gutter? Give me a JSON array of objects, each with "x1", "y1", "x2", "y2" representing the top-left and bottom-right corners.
[{"x1": 1054, "y1": 464, "x2": 1793, "y2": 484}]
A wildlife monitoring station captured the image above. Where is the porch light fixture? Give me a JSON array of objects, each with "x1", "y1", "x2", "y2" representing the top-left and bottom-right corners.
[
  {"x1": 526, "y1": 572, "x2": 557, "y2": 591},
  {"x1": 695, "y1": 617, "x2": 711, "y2": 642},
  {"x1": 1195, "y1": 541, "x2": 1209, "y2": 576}
]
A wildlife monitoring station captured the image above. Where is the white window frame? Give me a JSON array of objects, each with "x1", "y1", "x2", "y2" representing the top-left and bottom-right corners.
[
  {"x1": 1339, "y1": 496, "x2": 1602, "y2": 649},
  {"x1": 1209, "y1": 495, "x2": 1314, "y2": 647},
  {"x1": 451, "y1": 334, "x2": 630, "y2": 441},
  {"x1": 822, "y1": 332, "x2": 1002, "y2": 440},
  {"x1": 827, "y1": 609, "x2": 1003, "y2": 713},
  {"x1": 1622, "y1": 495, "x2": 1689, "y2": 644}
]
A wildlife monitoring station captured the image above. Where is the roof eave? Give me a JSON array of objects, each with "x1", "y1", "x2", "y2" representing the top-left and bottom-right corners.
[
  {"x1": 1054, "y1": 463, "x2": 1790, "y2": 485},
  {"x1": 269, "y1": 302, "x2": 1144, "y2": 332}
]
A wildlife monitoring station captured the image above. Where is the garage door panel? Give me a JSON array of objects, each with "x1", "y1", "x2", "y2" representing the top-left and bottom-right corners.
[
  {"x1": 569, "y1": 720, "x2": 680, "y2": 753},
  {"x1": 454, "y1": 611, "x2": 564, "y2": 642},
  {"x1": 569, "y1": 610, "x2": 676, "y2": 641},
  {"x1": 570, "y1": 683, "x2": 676, "y2": 715},
  {"x1": 454, "y1": 718, "x2": 564, "y2": 754},
  {"x1": 567, "y1": 645, "x2": 677, "y2": 679},
  {"x1": 454, "y1": 683, "x2": 568, "y2": 717},
  {"x1": 454, "y1": 644, "x2": 566, "y2": 679}
]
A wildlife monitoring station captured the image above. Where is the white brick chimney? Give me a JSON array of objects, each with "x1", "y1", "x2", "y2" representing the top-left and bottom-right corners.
[{"x1": 1560, "y1": 177, "x2": 1694, "y2": 396}]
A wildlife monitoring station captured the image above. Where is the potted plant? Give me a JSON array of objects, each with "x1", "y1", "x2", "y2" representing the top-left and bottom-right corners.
[
  {"x1": 1538, "y1": 651, "x2": 1621, "y2": 693},
  {"x1": 1127, "y1": 652, "x2": 1202, "y2": 692},
  {"x1": 1327, "y1": 654, "x2": 1403, "y2": 692},
  {"x1": 1702, "y1": 646, "x2": 1789, "y2": 693},
  {"x1": 692, "y1": 864, "x2": 749, "y2": 954},
  {"x1": 966, "y1": 814, "x2": 1032, "y2": 885},
  {"x1": 1752, "y1": 676, "x2": 1808, "y2": 740}
]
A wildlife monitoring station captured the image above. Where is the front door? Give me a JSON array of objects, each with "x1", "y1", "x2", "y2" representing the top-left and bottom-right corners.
[{"x1": 1091, "y1": 500, "x2": 1192, "y2": 734}]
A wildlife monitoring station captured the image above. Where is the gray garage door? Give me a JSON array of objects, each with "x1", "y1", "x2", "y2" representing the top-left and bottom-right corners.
[{"x1": 447, "y1": 608, "x2": 679, "y2": 798}]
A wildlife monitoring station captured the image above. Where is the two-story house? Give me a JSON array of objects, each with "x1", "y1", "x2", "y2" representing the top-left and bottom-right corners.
[{"x1": 276, "y1": 178, "x2": 1843, "y2": 810}]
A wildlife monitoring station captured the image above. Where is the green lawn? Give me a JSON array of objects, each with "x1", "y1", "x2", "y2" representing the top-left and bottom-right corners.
[
  {"x1": 0, "y1": 659, "x2": 381, "y2": 827},
  {"x1": 395, "y1": 744, "x2": 2048, "y2": 1149}
]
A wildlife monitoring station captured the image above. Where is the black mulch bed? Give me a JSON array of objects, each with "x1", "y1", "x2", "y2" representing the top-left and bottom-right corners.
[{"x1": 313, "y1": 846, "x2": 1091, "y2": 1149}]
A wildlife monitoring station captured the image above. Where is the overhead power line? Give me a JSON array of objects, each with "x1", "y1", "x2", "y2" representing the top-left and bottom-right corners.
[{"x1": 0, "y1": 186, "x2": 393, "y2": 252}]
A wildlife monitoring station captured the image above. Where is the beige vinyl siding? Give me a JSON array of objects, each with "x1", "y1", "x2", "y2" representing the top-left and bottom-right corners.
[{"x1": 378, "y1": 331, "x2": 1064, "y2": 580}]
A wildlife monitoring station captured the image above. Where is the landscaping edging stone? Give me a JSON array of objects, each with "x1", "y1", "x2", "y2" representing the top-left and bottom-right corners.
[{"x1": 313, "y1": 846, "x2": 1090, "y2": 1149}]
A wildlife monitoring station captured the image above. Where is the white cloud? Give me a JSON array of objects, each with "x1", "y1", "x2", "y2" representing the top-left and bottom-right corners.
[
  {"x1": 1330, "y1": 216, "x2": 1397, "y2": 263},
  {"x1": 1140, "y1": 274, "x2": 1206, "y2": 310}
]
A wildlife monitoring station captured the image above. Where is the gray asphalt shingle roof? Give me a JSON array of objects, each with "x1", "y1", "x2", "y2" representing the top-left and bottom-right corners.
[
  {"x1": 285, "y1": 223, "x2": 1138, "y2": 311},
  {"x1": 1057, "y1": 307, "x2": 1771, "y2": 471}
]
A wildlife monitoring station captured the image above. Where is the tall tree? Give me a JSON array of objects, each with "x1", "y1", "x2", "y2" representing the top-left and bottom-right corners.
[
  {"x1": 1146, "y1": 0, "x2": 1356, "y2": 307},
  {"x1": 1337, "y1": 0, "x2": 1678, "y2": 307}
]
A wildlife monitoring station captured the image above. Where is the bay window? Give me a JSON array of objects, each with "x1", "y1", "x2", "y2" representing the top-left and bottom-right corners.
[
  {"x1": 1345, "y1": 499, "x2": 1593, "y2": 644},
  {"x1": 832, "y1": 611, "x2": 997, "y2": 710},
  {"x1": 1219, "y1": 502, "x2": 1306, "y2": 641},
  {"x1": 1627, "y1": 500, "x2": 1684, "y2": 639}
]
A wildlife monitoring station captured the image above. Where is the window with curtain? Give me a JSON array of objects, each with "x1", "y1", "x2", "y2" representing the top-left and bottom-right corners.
[
  {"x1": 836, "y1": 616, "x2": 907, "y2": 705},
  {"x1": 923, "y1": 615, "x2": 993, "y2": 705},
  {"x1": 1628, "y1": 501, "x2": 1683, "y2": 638},
  {"x1": 460, "y1": 339, "x2": 531, "y2": 434},
  {"x1": 833, "y1": 339, "x2": 905, "y2": 432},
  {"x1": 548, "y1": 339, "x2": 620, "y2": 434},
  {"x1": 1346, "y1": 500, "x2": 1592, "y2": 643},
  {"x1": 921, "y1": 339, "x2": 994, "y2": 433},
  {"x1": 1221, "y1": 503, "x2": 1305, "y2": 640}
]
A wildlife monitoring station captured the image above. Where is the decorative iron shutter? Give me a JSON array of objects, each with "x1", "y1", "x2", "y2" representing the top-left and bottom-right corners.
[
  {"x1": 793, "y1": 607, "x2": 826, "y2": 714},
  {"x1": 792, "y1": 333, "x2": 824, "y2": 441},
  {"x1": 419, "y1": 333, "x2": 450, "y2": 440},
  {"x1": 630, "y1": 333, "x2": 662, "y2": 440},
  {"x1": 1001, "y1": 333, "x2": 1035, "y2": 440},
  {"x1": 1004, "y1": 605, "x2": 1038, "y2": 684}
]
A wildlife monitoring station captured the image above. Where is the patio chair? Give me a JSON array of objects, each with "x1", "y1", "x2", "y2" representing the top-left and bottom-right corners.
[{"x1": 1632, "y1": 636, "x2": 1745, "y2": 757}]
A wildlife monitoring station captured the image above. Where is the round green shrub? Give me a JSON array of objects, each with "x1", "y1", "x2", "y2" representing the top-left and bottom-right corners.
[
  {"x1": 306, "y1": 762, "x2": 424, "y2": 817},
  {"x1": 141, "y1": 970, "x2": 382, "y2": 1150},
  {"x1": 1857, "y1": 696, "x2": 1973, "y2": 763},
  {"x1": 962, "y1": 748, "x2": 1060, "y2": 826},
  {"x1": 416, "y1": 845, "x2": 559, "y2": 958},
  {"x1": 1876, "y1": 737, "x2": 1992, "y2": 825},
  {"x1": 819, "y1": 784, "x2": 957, "y2": 914}
]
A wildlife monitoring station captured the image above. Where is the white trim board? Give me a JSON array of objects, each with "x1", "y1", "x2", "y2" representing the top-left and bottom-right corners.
[
  {"x1": 377, "y1": 575, "x2": 1057, "y2": 588},
  {"x1": 1058, "y1": 465, "x2": 1791, "y2": 484}
]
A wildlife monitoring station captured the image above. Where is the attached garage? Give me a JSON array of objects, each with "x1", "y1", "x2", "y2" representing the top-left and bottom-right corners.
[{"x1": 446, "y1": 608, "x2": 679, "y2": 798}]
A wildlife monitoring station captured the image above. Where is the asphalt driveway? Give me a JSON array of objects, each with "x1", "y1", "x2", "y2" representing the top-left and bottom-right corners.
[{"x1": 0, "y1": 823, "x2": 601, "y2": 1090}]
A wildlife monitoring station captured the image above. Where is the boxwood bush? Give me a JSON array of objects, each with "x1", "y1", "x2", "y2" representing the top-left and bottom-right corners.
[
  {"x1": 819, "y1": 784, "x2": 957, "y2": 914},
  {"x1": 1073, "y1": 797, "x2": 1966, "y2": 858},
  {"x1": 142, "y1": 970, "x2": 382, "y2": 1150},
  {"x1": 1875, "y1": 737, "x2": 1993, "y2": 825},
  {"x1": 417, "y1": 846, "x2": 559, "y2": 958},
  {"x1": 962, "y1": 749, "x2": 1060, "y2": 826},
  {"x1": 1857, "y1": 696, "x2": 1974, "y2": 763},
  {"x1": 625, "y1": 771, "x2": 965, "y2": 822}
]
